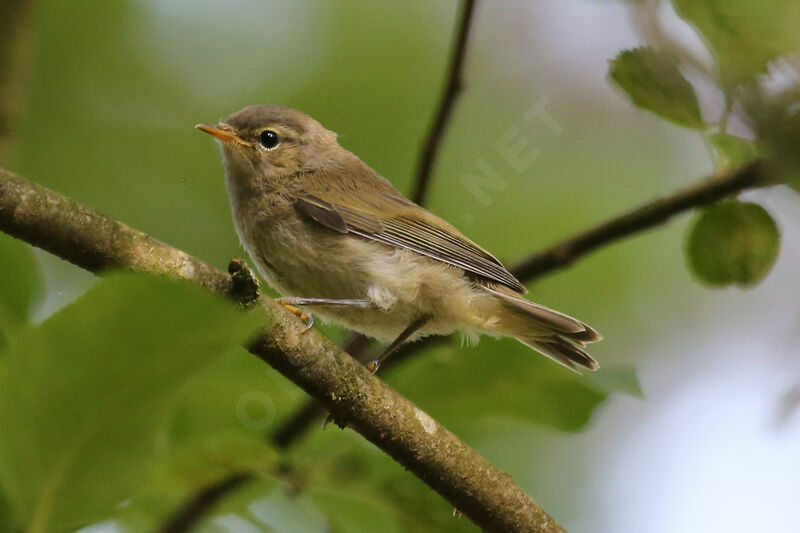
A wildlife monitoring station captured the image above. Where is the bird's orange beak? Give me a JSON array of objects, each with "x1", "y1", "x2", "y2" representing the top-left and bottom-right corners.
[{"x1": 195, "y1": 124, "x2": 250, "y2": 146}]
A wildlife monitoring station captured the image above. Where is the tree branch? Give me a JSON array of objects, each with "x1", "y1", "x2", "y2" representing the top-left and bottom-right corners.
[
  {"x1": 410, "y1": 0, "x2": 477, "y2": 205},
  {"x1": 0, "y1": 167, "x2": 565, "y2": 533},
  {"x1": 511, "y1": 160, "x2": 766, "y2": 280},
  {"x1": 272, "y1": 331, "x2": 371, "y2": 449},
  {"x1": 271, "y1": 159, "x2": 768, "y2": 446}
]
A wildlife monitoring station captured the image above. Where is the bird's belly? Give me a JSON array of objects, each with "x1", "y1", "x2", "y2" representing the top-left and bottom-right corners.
[
  {"x1": 241, "y1": 220, "x2": 484, "y2": 342},
  {"x1": 244, "y1": 218, "x2": 372, "y2": 300}
]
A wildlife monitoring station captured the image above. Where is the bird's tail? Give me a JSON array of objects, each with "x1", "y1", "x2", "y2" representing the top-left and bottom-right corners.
[{"x1": 480, "y1": 285, "x2": 602, "y2": 371}]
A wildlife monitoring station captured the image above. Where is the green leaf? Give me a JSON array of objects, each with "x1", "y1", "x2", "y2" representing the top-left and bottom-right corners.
[
  {"x1": 671, "y1": 0, "x2": 800, "y2": 86},
  {"x1": 167, "y1": 348, "x2": 304, "y2": 447},
  {"x1": 584, "y1": 365, "x2": 644, "y2": 399},
  {"x1": 298, "y1": 431, "x2": 478, "y2": 533},
  {"x1": 310, "y1": 487, "x2": 406, "y2": 533},
  {"x1": 0, "y1": 232, "x2": 41, "y2": 324},
  {"x1": 685, "y1": 201, "x2": 780, "y2": 287},
  {"x1": 391, "y1": 340, "x2": 612, "y2": 433},
  {"x1": 0, "y1": 489, "x2": 13, "y2": 533},
  {"x1": 709, "y1": 133, "x2": 759, "y2": 171},
  {"x1": 748, "y1": 96, "x2": 800, "y2": 189},
  {"x1": 0, "y1": 272, "x2": 262, "y2": 532},
  {"x1": 117, "y1": 434, "x2": 277, "y2": 532},
  {"x1": 609, "y1": 47, "x2": 704, "y2": 129}
]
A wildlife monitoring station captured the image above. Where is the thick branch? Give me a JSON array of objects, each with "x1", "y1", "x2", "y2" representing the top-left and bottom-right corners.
[
  {"x1": 272, "y1": 331, "x2": 371, "y2": 449},
  {"x1": 273, "y1": 160, "x2": 768, "y2": 446},
  {"x1": 0, "y1": 168, "x2": 564, "y2": 533},
  {"x1": 0, "y1": 171, "x2": 232, "y2": 294},
  {"x1": 410, "y1": 0, "x2": 477, "y2": 204}
]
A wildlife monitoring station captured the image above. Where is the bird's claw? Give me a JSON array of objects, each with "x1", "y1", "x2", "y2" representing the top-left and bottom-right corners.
[
  {"x1": 276, "y1": 298, "x2": 314, "y2": 331},
  {"x1": 322, "y1": 412, "x2": 348, "y2": 430}
]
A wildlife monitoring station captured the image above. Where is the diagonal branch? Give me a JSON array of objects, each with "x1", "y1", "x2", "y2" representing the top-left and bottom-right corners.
[
  {"x1": 0, "y1": 167, "x2": 566, "y2": 533},
  {"x1": 272, "y1": 159, "x2": 768, "y2": 447},
  {"x1": 510, "y1": 160, "x2": 766, "y2": 280},
  {"x1": 410, "y1": 0, "x2": 477, "y2": 205}
]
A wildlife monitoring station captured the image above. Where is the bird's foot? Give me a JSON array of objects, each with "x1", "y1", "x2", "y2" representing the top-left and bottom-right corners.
[
  {"x1": 322, "y1": 412, "x2": 347, "y2": 430},
  {"x1": 276, "y1": 298, "x2": 315, "y2": 331}
]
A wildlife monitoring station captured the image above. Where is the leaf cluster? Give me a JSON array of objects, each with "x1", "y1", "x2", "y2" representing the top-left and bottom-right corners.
[{"x1": 608, "y1": 0, "x2": 800, "y2": 288}]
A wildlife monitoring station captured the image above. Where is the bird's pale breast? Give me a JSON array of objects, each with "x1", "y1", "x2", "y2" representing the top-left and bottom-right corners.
[{"x1": 236, "y1": 201, "x2": 495, "y2": 342}]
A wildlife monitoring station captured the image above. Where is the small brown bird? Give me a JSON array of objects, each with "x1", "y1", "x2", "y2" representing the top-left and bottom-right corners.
[{"x1": 197, "y1": 105, "x2": 601, "y2": 371}]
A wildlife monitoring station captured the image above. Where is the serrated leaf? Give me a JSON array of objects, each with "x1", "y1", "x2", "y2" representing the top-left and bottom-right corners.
[
  {"x1": 672, "y1": 0, "x2": 800, "y2": 86},
  {"x1": 609, "y1": 47, "x2": 704, "y2": 129},
  {"x1": 0, "y1": 272, "x2": 263, "y2": 532},
  {"x1": 0, "y1": 232, "x2": 41, "y2": 324},
  {"x1": 685, "y1": 201, "x2": 780, "y2": 287},
  {"x1": 709, "y1": 133, "x2": 759, "y2": 171}
]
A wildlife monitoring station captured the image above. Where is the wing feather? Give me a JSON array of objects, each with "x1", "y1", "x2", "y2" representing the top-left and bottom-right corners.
[
  {"x1": 294, "y1": 196, "x2": 348, "y2": 233},
  {"x1": 295, "y1": 192, "x2": 526, "y2": 293}
]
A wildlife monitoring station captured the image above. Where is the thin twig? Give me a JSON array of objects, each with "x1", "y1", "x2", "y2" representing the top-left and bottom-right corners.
[
  {"x1": 410, "y1": 0, "x2": 478, "y2": 205},
  {"x1": 0, "y1": 167, "x2": 566, "y2": 533},
  {"x1": 511, "y1": 160, "x2": 765, "y2": 280},
  {"x1": 271, "y1": 160, "x2": 768, "y2": 446},
  {"x1": 0, "y1": 0, "x2": 36, "y2": 165}
]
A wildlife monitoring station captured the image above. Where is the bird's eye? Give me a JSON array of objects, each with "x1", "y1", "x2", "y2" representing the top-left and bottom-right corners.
[{"x1": 258, "y1": 130, "x2": 280, "y2": 150}]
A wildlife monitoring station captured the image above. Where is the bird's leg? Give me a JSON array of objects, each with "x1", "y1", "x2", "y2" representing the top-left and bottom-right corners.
[
  {"x1": 366, "y1": 315, "x2": 431, "y2": 373},
  {"x1": 277, "y1": 296, "x2": 372, "y2": 308},
  {"x1": 275, "y1": 296, "x2": 373, "y2": 330},
  {"x1": 322, "y1": 314, "x2": 431, "y2": 430}
]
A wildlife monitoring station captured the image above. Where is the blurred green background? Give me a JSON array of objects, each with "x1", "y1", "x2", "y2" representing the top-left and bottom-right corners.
[{"x1": 1, "y1": 0, "x2": 799, "y2": 532}]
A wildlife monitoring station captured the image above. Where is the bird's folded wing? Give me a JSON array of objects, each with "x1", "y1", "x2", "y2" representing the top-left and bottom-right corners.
[{"x1": 295, "y1": 193, "x2": 526, "y2": 293}]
